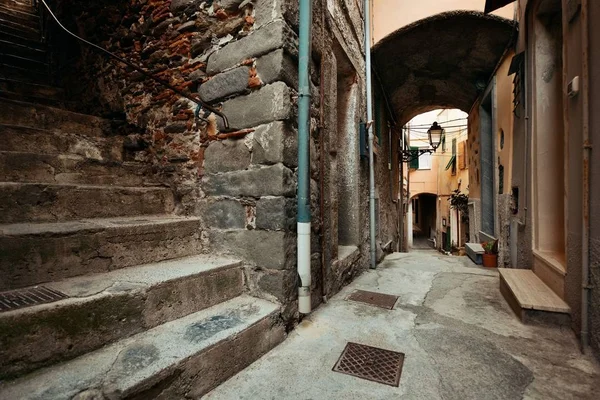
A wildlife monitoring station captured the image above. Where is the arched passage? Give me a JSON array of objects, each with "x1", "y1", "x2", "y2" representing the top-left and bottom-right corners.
[
  {"x1": 372, "y1": 11, "x2": 516, "y2": 125},
  {"x1": 372, "y1": 11, "x2": 516, "y2": 252}
]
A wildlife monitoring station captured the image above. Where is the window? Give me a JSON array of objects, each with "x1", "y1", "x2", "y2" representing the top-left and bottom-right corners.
[
  {"x1": 458, "y1": 141, "x2": 467, "y2": 170},
  {"x1": 418, "y1": 150, "x2": 432, "y2": 170},
  {"x1": 409, "y1": 147, "x2": 419, "y2": 169},
  {"x1": 444, "y1": 138, "x2": 457, "y2": 175}
]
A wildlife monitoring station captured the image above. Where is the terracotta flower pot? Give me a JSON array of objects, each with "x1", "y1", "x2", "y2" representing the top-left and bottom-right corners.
[{"x1": 482, "y1": 253, "x2": 497, "y2": 268}]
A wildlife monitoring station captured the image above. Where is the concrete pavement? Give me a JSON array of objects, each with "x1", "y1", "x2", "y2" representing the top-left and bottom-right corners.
[{"x1": 206, "y1": 250, "x2": 600, "y2": 400}]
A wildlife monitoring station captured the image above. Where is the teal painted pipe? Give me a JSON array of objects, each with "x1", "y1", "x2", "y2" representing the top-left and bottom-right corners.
[{"x1": 297, "y1": 0, "x2": 312, "y2": 313}]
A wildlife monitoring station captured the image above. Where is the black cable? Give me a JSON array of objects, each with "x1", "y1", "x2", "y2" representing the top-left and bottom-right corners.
[{"x1": 39, "y1": 0, "x2": 231, "y2": 129}]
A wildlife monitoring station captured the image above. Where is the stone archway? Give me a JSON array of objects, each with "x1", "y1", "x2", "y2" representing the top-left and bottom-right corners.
[{"x1": 372, "y1": 11, "x2": 516, "y2": 126}]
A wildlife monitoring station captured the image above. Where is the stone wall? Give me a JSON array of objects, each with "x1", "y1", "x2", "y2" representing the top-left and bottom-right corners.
[{"x1": 46, "y1": 0, "x2": 381, "y2": 324}]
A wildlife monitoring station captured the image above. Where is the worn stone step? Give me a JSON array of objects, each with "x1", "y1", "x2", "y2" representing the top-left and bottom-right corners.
[
  {"x1": 0, "y1": 19, "x2": 40, "y2": 40},
  {"x1": 0, "y1": 3, "x2": 38, "y2": 20},
  {"x1": 0, "y1": 8, "x2": 38, "y2": 28},
  {"x1": 0, "y1": 52, "x2": 47, "y2": 71},
  {"x1": 0, "y1": 29, "x2": 43, "y2": 48},
  {"x1": 0, "y1": 98, "x2": 112, "y2": 136},
  {"x1": 499, "y1": 268, "x2": 571, "y2": 326},
  {"x1": 0, "y1": 215, "x2": 204, "y2": 290},
  {"x1": 0, "y1": 62, "x2": 49, "y2": 84},
  {"x1": 0, "y1": 87, "x2": 62, "y2": 107},
  {"x1": 0, "y1": 182, "x2": 175, "y2": 223},
  {"x1": 0, "y1": 295, "x2": 283, "y2": 399},
  {"x1": 0, "y1": 39, "x2": 46, "y2": 62},
  {"x1": 0, "y1": 151, "x2": 157, "y2": 186},
  {"x1": 0, "y1": 0, "x2": 36, "y2": 14},
  {"x1": 0, "y1": 124, "x2": 126, "y2": 162},
  {"x1": 0, "y1": 255, "x2": 244, "y2": 379},
  {"x1": 0, "y1": 78, "x2": 62, "y2": 104}
]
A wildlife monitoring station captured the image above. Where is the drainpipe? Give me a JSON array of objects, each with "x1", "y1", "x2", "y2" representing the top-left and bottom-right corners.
[
  {"x1": 581, "y1": 0, "x2": 591, "y2": 353},
  {"x1": 365, "y1": 0, "x2": 377, "y2": 268},
  {"x1": 297, "y1": 0, "x2": 312, "y2": 314}
]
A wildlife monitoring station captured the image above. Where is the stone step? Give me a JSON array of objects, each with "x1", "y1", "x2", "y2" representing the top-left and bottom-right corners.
[
  {"x1": 0, "y1": 124, "x2": 125, "y2": 161},
  {"x1": 0, "y1": 28, "x2": 43, "y2": 48},
  {"x1": 0, "y1": 18, "x2": 40, "y2": 40},
  {"x1": 0, "y1": 7, "x2": 38, "y2": 28},
  {"x1": 0, "y1": 62, "x2": 49, "y2": 84},
  {"x1": 0, "y1": 151, "x2": 158, "y2": 186},
  {"x1": 0, "y1": 182, "x2": 175, "y2": 224},
  {"x1": 0, "y1": 255, "x2": 244, "y2": 379},
  {"x1": 0, "y1": 77, "x2": 62, "y2": 103},
  {"x1": 498, "y1": 268, "x2": 571, "y2": 326},
  {"x1": 0, "y1": 85, "x2": 63, "y2": 107},
  {"x1": 0, "y1": 98, "x2": 112, "y2": 136},
  {"x1": 0, "y1": 39, "x2": 47, "y2": 62},
  {"x1": 0, "y1": 52, "x2": 48, "y2": 72},
  {"x1": 0, "y1": 295, "x2": 283, "y2": 400},
  {"x1": 0, "y1": 215, "x2": 204, "y2": 290},
  {"x1": 0, "y1": 3, "x2": 38, "y2": 20},
  {"x1": 0, "y1": 0, "x2": 36, "y2": 14}
]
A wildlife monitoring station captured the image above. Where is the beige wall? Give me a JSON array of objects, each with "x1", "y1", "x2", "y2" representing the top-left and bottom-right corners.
[
  {"x1": 496, "y1": 52, "x2": 515, "y2": 195},
  {"x1": 408, "y1": 109, "x2": 469, "y2": 248},
  {"x1": 372, "y1": 0, "x2": 515, "y2": 44}
]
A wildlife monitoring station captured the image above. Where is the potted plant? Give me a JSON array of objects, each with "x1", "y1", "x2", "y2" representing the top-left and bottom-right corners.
[{"x1": 481, "y1": 240, "x2": 498, "y2": 268}]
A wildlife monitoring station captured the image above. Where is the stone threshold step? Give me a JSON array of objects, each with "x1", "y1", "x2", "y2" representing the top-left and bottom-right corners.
[
  {"x1": 0, "y1": 182, "x2": 175, "y2": 224},
  {"x1": 0, "y1": 124, "x2": 126, "y2": 161},
  {"x1": 0, "y1": 98, "x2": 113, "y2": 137},
  {"x1": 0, "y1": 255, "x2": 244, "y2": 379},
  {"x1": 0, "y1": 295, "x2": 284, "y2": 400},
  {"x1": 499, "y1": 268, "x2": 570, "y2": 325},
  {"x1": 0, "y1": 151, "x2": 158, "y2": 187},
  {"x1": 0, "y1": 215, "x2": 204, "y2": 290}
]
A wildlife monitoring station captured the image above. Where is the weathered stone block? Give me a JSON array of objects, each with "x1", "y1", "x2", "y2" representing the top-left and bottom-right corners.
[
  {"x1": 210, "y1": 230, "x2": 291, "y2": 269},
  {"x1": 257, "y1": 270, "x2": 296, "y2": 303},
  {"x1": 252, "y1": 121, "x2": 297, "y2": 167},
  {"x1": 204, "y1": 138, "x2": 251, "y2": 173},
  {"x1": 256, "y1": 196, "x2": 294, "y2": 231},
  {"x1": 171, "y1": 0, "x2": 201, "y2": 12},
  {"x1": 219, "y1": 82, "x2": 292, "y2": 130},
  {"x1": 203, "y1": 163, "x2": 295, "y2": 197},
  {"x1": 199, "y1": 66, "x2": 250, "y2": 102},
  {"x1": 201, "y1": 199, "x2": 246, "y2": 229},
  {"x1": 255, "y1": 49, "x2": 297, "y2": 88},
  {"x1": 207, "y1": 20, "x2": 297, "y2": 74},
  {"x1": 255, "y1": 0, "x2": 299, "y2": 29},
  {"x1": 218, "y1": 0, "x2": 246, "y2": 11}
]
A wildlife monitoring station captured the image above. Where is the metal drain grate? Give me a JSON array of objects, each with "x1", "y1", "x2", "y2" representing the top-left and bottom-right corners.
[
  {"x1": 0, "y1": 286, "x2": 69, "y2": 312},
  {"x1": 347, "y1": 289, "x2": 399, "y2": 310},
  {"x1": 333, "y1": 342, "x2": 405, "y2": 387}
]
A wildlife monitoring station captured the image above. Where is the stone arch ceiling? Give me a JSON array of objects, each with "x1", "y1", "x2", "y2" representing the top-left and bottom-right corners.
[{"x1": 372, "y1": 11, "x2": 517, "y2": 125}]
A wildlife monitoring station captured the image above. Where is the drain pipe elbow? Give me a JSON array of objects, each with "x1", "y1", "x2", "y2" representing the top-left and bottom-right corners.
[{"x1": 298, "y1": 222, "x2": 312, "y2": 314}]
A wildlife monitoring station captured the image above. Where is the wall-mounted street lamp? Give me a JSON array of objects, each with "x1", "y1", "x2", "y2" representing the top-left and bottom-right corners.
[{"x1": 400, "y1": 121, "x2": 444, "y2": 162}]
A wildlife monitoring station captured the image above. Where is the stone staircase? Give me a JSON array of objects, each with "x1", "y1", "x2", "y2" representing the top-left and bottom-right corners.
[
  {"x1": 0, "y1": 2, "x2": 284, "y2": 398},
  {"x1": 0, "y1": 0, "x2": 64, "y2": 106}
]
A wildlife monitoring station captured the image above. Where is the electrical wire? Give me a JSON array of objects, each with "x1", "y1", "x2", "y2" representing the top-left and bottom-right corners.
[{"x1": 38, "y1": 0, "x2": 232, "y2": 130}]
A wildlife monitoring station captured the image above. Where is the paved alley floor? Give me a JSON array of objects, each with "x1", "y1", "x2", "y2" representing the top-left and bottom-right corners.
[{"x1": 206, "y1": 251, "x2": 600, "y2": 400}]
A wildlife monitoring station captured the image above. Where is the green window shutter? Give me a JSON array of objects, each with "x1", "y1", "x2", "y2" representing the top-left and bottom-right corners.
[
  {"x1": 444, "y1": 155, "x2": 456, "y2": 170},
  {"x1": 451, "y1": 138, "x2": 457, "y2": 175},
  {"x1": 409, "y1": 147, "x2": 419, "y2": 169}
]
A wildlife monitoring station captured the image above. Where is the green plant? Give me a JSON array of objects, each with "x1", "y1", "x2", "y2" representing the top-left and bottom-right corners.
[
  {"x1": 448, "y1": 189, "x2": 469, "y2": 223},
  {"x1": 482, "y1": 239, "x2": 499, "y2": 255}
]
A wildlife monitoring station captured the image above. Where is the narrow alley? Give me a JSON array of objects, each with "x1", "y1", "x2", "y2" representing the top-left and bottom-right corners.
[
  {"x1": 207, "y1": 252, "x2": 600, "y2": 400},
  {"x1": 2, "y1": 0, "x2": 600, "y2": 398}
]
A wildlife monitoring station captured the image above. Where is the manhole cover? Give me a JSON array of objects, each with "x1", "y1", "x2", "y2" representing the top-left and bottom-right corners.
[
  {"x1": 0, "y1": 286, "x2": 69, "y2": 312},
  {"x1": 347, "y1": 290, "x2": 399, "y2": 309},
  {"x1": 333, "y1": 342, "x2": 405, "y2": 387}
]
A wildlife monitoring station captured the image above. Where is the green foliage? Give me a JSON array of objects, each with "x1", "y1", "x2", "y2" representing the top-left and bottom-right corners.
[
  {"x1": 482, "y1": 239, "x2": 499, "y2": 255},
  {"x1": 448, "y1": 189, "x2": 469, "y2": 223}
]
